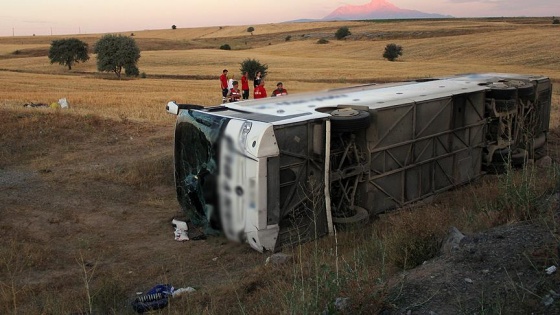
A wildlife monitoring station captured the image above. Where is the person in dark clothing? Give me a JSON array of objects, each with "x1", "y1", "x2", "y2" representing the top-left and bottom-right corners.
[{"x1": 253, "y1": 71, "x2": 262, "y2": 88}]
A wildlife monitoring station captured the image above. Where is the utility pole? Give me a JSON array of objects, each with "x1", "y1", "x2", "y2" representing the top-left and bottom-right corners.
[
  {"x1": 50, "y1": 27, "x2": 52, "y2": 36},
  {"x1": 12, "y1": 27, "x2": 14, "y2": 36}
]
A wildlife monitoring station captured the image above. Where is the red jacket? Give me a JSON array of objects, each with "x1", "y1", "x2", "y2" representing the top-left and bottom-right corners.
[
  {"x1": 220, "y1": 74, "x2": 228, "y2": 89},
  {"x1": 241, "y1": 75, "x2": 249, "y2": 90},
  {"x1": 272, "y1": 88, "x2": 288, "y2": 97},
  {"x1": 228, "y1": 88, "x2": 242, "y2": 102},
  {"x1": 254, "y1": 86, "x2": 267, "y2": 99}
]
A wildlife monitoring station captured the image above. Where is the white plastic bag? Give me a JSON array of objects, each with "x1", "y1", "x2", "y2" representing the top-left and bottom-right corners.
[{"x1": 58, "y1": 98, "x2": 69, "y2": 109}]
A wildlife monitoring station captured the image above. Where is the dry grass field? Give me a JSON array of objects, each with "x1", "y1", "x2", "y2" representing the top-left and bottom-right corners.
[{"x1": 1, "y1": 17, "x2": 560, "y2": 314}]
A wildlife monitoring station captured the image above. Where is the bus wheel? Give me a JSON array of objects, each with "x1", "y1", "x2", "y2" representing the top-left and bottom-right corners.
[
  {"x1": 330, "y1": 108, "x2": 370, "y2": 133},
  {"x1": 332, "y1": 206, "x2": 369, "y2": 226}
]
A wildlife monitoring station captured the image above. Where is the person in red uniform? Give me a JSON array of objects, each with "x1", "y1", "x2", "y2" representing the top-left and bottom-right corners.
[
  {"x1": 271, "y1": 82, "x2": 288, "y2": 97},
  {"x1": 227, "y1": 81, "x2": 242, "y2": 102},
  {"x1": 241, "y1": 71, "x2": 250, "y2": 100},
  {"x1": 253, "y1": 80, "x2": 267, "y2": 99},
  {"x1": 219, "y1": 69, "x2": 228, "y2": 103}
]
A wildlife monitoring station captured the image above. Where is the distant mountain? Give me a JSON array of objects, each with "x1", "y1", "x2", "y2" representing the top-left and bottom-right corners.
[{"x1": 324, "y1": 0, "x2": 451, "y2": 20}]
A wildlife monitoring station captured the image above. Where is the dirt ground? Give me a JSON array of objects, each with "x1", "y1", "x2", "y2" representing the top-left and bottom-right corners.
[
  {"x1": 0, "y1": 110, "x2": 265, "y2": 314},
  {"x1": 1, "y1": 108, "x2": 560, "y2": 314},
  {"x1": 385, "y1": 221, "x2": 560, "y2": 314}
]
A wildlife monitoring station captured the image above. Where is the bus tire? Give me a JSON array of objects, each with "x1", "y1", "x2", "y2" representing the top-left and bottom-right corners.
[
  {"x1": 332, "y1": 206, "x2": 369, "y2": 225},
  {"x1": 330, "y1": 109, "x2": 370, "y2": 133}
]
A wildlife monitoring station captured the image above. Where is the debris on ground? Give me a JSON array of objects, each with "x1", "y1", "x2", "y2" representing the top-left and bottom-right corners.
[
  {"x1": 23, "y1": 102, "x2": 48, "y2": 107},
  {"x1": 131, "y1": 284, "x2": 196, "y2": 313},
  {"x1": 23, "y1": 98, "x2": 69, "y2": 109},
  {"x1": 172, "y1": 219, "x2": 189, "y2": 241},
  {"x1": 172, "y1": 287, "x2": 196, "y2": 297},
  {"x1": 132, "y1": 284, "x2": 174, "y2": 314}
]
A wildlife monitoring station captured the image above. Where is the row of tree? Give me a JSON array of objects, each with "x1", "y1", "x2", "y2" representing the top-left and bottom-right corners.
[
  {"x1": 49, "y1": 27, "x2": 402, "y2": 79},
  {"x1": 48, "y1": 35, "x2": 140, "y2": 78}
]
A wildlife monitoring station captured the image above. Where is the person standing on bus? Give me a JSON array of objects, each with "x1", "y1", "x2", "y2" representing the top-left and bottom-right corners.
[
  {"x1": 241, "y1": 72, "x2": 250, "y2": 100},
  {"x1": 253, "y1": 80, "x2": 267, "y2": 99},
  {"x1": 220, "y1": 69, "x2": 228, "y2": 103}
]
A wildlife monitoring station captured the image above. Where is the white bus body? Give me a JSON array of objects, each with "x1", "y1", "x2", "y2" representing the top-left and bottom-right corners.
[{"x1": 167, "y1": 73, "x2": 552, "y2": 252}]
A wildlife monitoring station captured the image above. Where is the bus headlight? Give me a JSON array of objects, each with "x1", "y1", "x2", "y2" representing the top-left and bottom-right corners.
[{"x1": 239, "y1": 121, "x2": 252, "y2": 151}]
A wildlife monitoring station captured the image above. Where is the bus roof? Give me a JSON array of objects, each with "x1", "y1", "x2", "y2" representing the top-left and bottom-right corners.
[{"x1": 221, "y1": 73, "x2": 545, "y2": 125}]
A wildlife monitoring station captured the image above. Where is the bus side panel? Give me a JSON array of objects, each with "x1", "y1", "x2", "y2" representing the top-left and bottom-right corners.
[{"x1": 364, "y1": 91, "x2": 486, "y2": 214}]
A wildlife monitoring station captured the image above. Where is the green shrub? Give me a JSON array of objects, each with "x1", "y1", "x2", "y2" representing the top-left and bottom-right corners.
[
  {"x1": 285, "y1": 35, "x2": 292, "y2": 41},
  {"x1": 219, "y1": 44, "x2": 231, "y2": 50},
  {"x1": 335, "y1": 27, "x2": 351, "y2": 40},
  {"x1": 317, "y1": 38, "x2": 329, "y2": 44},
  {"x1": 240, "y1": 58, "x2": 268, "y2": 80},
  {"x1": 383, "y1": 43, "x2": 403, "y2": 61},
  {"x1": 124, "y1": 64, "x2": 139, "y2": 77}
]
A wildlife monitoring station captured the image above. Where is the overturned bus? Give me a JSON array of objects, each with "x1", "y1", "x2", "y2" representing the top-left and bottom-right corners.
[{"x1": 166, "y1": 73, "x2": 552, "y2": 252}]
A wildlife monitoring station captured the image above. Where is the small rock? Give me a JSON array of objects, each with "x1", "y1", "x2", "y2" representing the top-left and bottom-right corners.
[
  {"x1": 441, "y1": 226, "x2": 465, "y2": 255},
  {"x1": 546, "y1": 265, "x2": 557, "y2": 275},
  {"x1": 265, "y1": 253, "x2": 293, "y2": 265},
  {"x1": 212, "y1": 257, "x2": 218, "y2": 261},
  {"x1": 464, "y1": 278, "x2": 474, "y2": 284},
  {"x1": 334, "y1": 297, "x2": 349, "y2": 310},
  {"x1": 537, "y1": 156, "x2": 552, "y2": 168},
  {"x1": 482, "y1": 269, "x2": 489, "y2": 274},
  {"x1": 542, "y1": 295, "x2": 554, "y2": 307}
]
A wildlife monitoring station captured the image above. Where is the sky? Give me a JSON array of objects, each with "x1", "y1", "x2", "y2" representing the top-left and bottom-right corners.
[{"x1": 1, "y1": 0, "x2": 558, "y2": 37}]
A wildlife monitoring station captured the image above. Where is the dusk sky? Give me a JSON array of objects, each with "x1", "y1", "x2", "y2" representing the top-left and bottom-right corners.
[{"x1": 1, "y1": 0, "x2": 558, "y2": 37}]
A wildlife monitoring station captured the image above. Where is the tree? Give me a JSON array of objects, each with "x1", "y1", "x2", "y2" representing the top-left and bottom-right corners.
[
  {"x1": 317, "y1": 38, "x2": 330, "y2": 44},
  {"x1": 220, "y1": 44, "x2": 231, "y2": 50},
  {"x1": 240, "y1": 58, "x2": 268, "y2": 80},
  {"x1": 247, "y1": 26, "x2": 255, "y2": 35},
  {"x1": 48, "y1": 38, "x2": 89, "y2": 70},
  {"x1": 94, "y1": 34, "x2": 141, "y2": 78},
  {"x1": 172, "y1": 25, "x2": 177, "y2": 30},
  {"x1": 383, "y1": 43, "x2": 403, "y2": 61},
  {"x1": 335, "y1": 27, "x2": 351, "y2": 40}
]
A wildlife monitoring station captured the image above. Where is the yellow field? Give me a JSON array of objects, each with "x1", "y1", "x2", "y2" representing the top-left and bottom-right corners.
[{"x1": 1, "y1": 18, "x2": 559, "y2": 123}]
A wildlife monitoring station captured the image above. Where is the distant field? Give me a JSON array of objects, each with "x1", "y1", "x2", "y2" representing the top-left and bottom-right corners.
[{"x1": 1, "y1": 17, "x2": 559, "y2": 123}]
